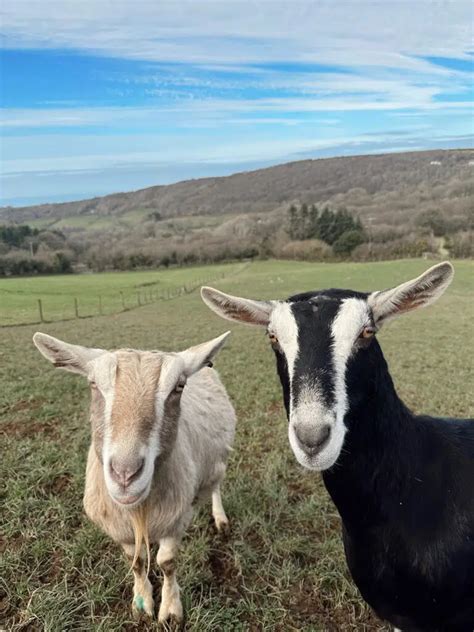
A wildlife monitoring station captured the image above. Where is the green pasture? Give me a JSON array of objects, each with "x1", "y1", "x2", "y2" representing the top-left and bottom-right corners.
[
  {"x1": 0, "y1": 263, "x2": 242, "y2": 326},
  {"x1": 1, "y1": 259, "x2": 473, "y2": 630}
]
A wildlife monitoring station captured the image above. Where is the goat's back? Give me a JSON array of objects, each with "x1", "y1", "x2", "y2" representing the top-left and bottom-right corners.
[{"x1": 167, "y1": 367, "x2": 236, "y2": 498}]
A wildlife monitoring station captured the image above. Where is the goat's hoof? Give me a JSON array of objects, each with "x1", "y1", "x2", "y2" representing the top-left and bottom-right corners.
[
  {"x1": 215, "y1": 518, "x2": 230, "y2": 536},
  {"x1": 159, "y1": 613, "x2": 184, "y2": 630},
  {"x1": 158, "y1": 600, "x2": 183, "y2": 627},
  {"x1": 132, "y1": 593, "x2": 154, "y2": 618}
]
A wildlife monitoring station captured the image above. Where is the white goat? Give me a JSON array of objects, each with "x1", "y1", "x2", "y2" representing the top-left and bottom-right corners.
[{"x1": 33, "y1": 331, "x2": 235, "y2": 624}]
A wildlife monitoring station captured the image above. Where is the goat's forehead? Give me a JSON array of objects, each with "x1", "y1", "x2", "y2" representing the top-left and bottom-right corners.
[
  {"x1": 113, "y1": 350, "x2": 164, "y2": 381},
  {"x1": 91, "y1": 349, "x2": 165, "y2": 386},
  {"x1": 270, "y1": 296, "x2": 369, "y2": 339}
]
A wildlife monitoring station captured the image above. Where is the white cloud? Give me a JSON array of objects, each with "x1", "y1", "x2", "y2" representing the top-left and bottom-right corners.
[
  {"x1": 2, "y1": 126, "x2": 471, "y2": 177},
  {"x1": 2, "y1": 1, "x2": 473, "y2": 69}
]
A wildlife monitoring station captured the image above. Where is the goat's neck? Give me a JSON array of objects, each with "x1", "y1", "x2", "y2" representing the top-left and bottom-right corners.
[{"x1": 322, "y1": 348, "x2": 415, "y2": 531}]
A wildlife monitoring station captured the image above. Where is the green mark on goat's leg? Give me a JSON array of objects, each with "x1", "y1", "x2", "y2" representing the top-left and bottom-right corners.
[{"x1": 134, "y1": 595, "x2": 145, "y2": 611}]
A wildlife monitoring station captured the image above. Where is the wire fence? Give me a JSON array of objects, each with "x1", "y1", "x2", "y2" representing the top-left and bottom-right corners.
[{"x1": 1, "y1": 262, "x2": 249, "y2": 328}]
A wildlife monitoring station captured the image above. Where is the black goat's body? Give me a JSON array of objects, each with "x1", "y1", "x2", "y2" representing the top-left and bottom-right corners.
[
  {"x1": 201, "y1": 271, "x2": 472, "y2": 630},
  {"x1": 323, "y1": 347, "x2": 474, "y2": 631}
]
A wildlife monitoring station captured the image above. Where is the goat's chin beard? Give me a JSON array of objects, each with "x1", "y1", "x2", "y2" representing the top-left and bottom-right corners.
[{"x1": 129, "y1": 501, "x2": 151, "y2": 575}]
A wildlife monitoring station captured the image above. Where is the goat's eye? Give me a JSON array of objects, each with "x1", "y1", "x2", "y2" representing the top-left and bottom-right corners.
[
  {"x1": 89, "y1": 380, "x2": 97, "y2": 389},
  {"x1": 358, "y1": 326, "x2": 376, "y2": 342},
  {"x1": 174, "y1": 377, "x2": 187, "y2": 393},
  {"x1": 268, "y1": 332, "x2": 278, "y2": 345}
]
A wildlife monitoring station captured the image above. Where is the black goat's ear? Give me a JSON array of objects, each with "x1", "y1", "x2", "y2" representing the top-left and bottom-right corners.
[
  {"x1": 201, "y1": 287, "x2": 274, "y2": 327},
  {"x1": 368, "y1": 262, "x2": 454, "y2": 327}
]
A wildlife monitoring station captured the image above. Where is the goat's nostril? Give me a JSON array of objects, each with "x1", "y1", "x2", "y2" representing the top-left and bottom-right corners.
[
  {"x1": 295, "y1": 424, "x2": 331, "y2": 454},
  {"x1": 109, "y1": 457, "x2": 145, "y2": 486},
  {"x1": 315, "y1": 425, "x2": 331, "y2": 448}
]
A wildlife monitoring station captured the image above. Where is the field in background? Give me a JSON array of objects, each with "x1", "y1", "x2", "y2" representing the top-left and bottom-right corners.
[
  {"x1": 0, "y1": 262, "x2": 243, "y2": 326},
  {"x1": 1, "y1": 259, "x2": 473, "y2": 631},
  {"x1": 27, "y1": 210, "x2": 234, "y2": 234}
]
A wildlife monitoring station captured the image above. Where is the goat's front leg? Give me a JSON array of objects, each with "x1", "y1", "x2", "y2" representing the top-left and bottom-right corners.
[
  {"x1": 212, "y1": 484, "x2": 229, "y2": 533},
  {"x1": 157, "y1": 536, "x2": 183, "y2": 624},
  {"x1": 122, "y1": 543, "x2": 154, "y2": 618}
]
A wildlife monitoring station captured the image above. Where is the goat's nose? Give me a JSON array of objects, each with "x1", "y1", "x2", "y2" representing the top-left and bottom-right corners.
[
  {"x1": 294, "y1": 424, "x2": 331, "y2": 455},
  {"x1": 109, "y1": 456, "x2": 145, "y2": 487}
]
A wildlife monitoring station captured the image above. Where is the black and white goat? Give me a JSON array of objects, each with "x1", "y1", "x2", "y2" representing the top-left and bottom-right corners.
[{"x1": 201, "y1": 262, "x2": 474, "y2": 632}]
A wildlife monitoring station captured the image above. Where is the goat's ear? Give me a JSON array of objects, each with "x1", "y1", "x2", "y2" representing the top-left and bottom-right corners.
[
  {"x1": 201, "y1": 286, "x2": 273, "y2": 326},
  {"x1": 33, "y1": 332, "x2": 105, "y2": 376},
  {"x1": 179, "y1": 331, "x2": 230, "y2": 376},
  {"x1": 368, "y1": 262, "x2": 454, "y2": 327}
]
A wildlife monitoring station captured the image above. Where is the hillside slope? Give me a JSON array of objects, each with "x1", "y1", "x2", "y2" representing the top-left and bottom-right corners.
[{"x1": 1, "y1": 149, "x2": 473, "y2": 227}]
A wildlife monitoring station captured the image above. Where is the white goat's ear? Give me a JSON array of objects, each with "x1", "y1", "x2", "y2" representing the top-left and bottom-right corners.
[
  {"x1": 201, "y1": 286, "x2": 273, "y2": 326},
  {"x1": 179, "y1": 331, "x2": 230, "y2": 376},
  {"x1": 33, "y1": 332, "x2": 105, "y2": 376},
  {"x1": 368, "y1": 262, "x2": 454, "y2": 327}
]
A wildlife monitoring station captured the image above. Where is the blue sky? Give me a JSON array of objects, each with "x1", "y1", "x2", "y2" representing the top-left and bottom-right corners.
[{"x1": 1, "y1": 1, "x2": 473, "y2": 207}]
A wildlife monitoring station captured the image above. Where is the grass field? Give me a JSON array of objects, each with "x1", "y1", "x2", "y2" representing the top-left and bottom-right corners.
[
  {"x1": 1, "y1": 259, "x2": 473, "y2": 631},
  {"x1": 0, "y1": 263, "x2": 243, "y2": 326}
]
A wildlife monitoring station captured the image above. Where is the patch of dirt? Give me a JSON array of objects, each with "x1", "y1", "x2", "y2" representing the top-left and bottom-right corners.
[
  {"x1": 243, "y1": 527, "x2": 267, "y2": 552},
  {"x1": 0, "y1": 397, "x2": 63, "y2": 441},
  {"x1": 265, "y1": 400, "x2": 283, "y2": 416},
  {"x1": 286, "y1": 478, "x2": 316, "y2": 504},
  {"x1": 1, "y1": 397, "x2": 46, "y2": 414},
  {"x1": 37, "y1": 549, "x2": 64, "y2": 584},
  {"x1": 284, "y1": 577, "x2": 387, "y2": 631},
  {"x1": 42, "y1": 473, "x2": 73, "y2": 495},
  {"x1": 0, "y1": 533, "x2": 25, "y2": 554},
  {"x1": 1, "y1": 418, "x2": 60, "y2": 440},
  {"x1": 207, "y1": 543, "x2": 243, "y2": 598}
]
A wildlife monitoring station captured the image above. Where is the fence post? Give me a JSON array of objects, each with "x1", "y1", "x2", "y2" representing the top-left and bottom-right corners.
[
  {"x1": 38, "y1": 299, "x2": 45, "y2": 323},
  {"x1": 120, "y1": 291, "x2": 125, "y2": 310},
  {"x1": 98, "y1": 295, "x2": 103, "y2": 316},
  {"x1": 137, "y1": 291, "x2": 141, "y2": 306},
  {"x1": 74, "y1": 297, "x2": 79, "y2": 318}
]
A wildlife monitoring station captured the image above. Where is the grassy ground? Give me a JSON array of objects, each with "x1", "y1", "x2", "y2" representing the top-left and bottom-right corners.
[
  {"x1": 0, "y1": 263, "x2": 242, "y2": 326},
  {"x1": 1, "y1": 259, "x2": 473, "y2": 631}
]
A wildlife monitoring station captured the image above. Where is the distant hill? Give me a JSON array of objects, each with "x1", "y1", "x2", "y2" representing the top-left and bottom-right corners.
[{"x1": 1, "y1": 149, "x2": 473, "y2": 229}]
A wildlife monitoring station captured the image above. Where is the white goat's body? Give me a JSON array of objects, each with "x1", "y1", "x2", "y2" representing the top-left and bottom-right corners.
[
  {"x1": 84, "y1": 367, "x2": 235, "y2": 544},
  {"x1": 33, "y1": 329, "x2": 234, "y2": 622}
]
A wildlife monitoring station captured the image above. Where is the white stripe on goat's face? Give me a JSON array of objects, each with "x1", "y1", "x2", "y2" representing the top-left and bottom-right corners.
[{"x1": 268, "y1": 293, "x2": 372, "y2": 471}]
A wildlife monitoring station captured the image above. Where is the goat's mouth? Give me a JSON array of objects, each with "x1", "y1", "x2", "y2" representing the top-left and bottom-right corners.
[{"x1": 111, "y1": 487, "x2": 148, "y2": 508}]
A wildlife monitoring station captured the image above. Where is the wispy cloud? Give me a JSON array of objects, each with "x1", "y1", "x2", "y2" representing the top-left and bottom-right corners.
[{"x1": 2, "y1": 1, "x2": 473, "y2": 67}]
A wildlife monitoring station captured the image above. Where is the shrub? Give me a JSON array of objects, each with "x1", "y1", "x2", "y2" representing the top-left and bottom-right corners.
[
  {"x1": 446, "y1": 232, "x2": 474, "y2": 258},
  {"x1": 333, "y1": 230, "x2": 365, "y2": 255},
  {"x1": 279, "y1": 239, "x2": 332, "y2": 261}
]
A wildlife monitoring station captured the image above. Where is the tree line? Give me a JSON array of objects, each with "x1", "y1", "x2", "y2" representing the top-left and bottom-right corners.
[
  {"x1": 0, "y1": 200, "x2": 472, "y2": 277},
  {"x1": 287, "y1": 204, "x2": 366, "y2": 254}
]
